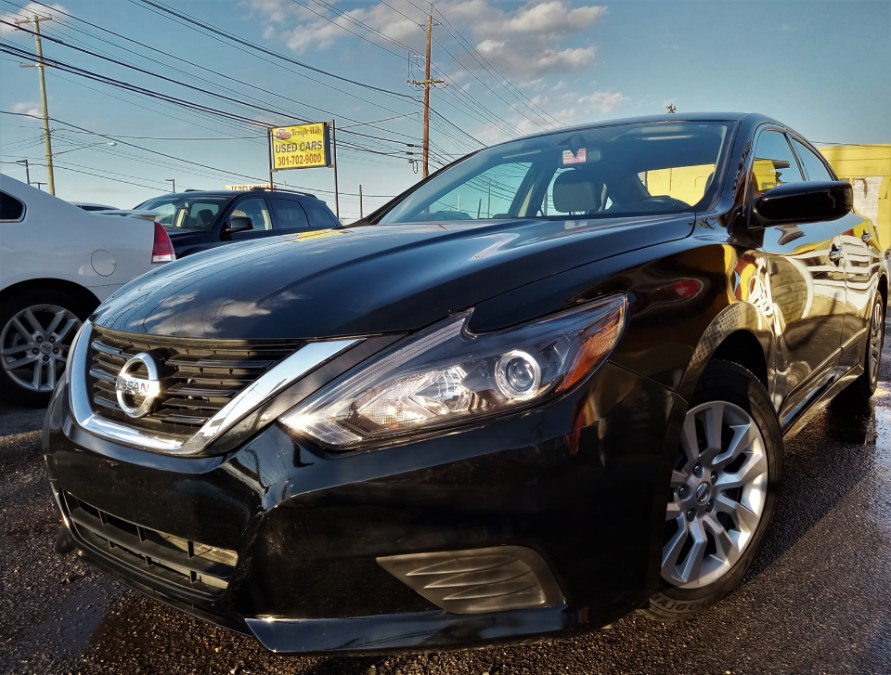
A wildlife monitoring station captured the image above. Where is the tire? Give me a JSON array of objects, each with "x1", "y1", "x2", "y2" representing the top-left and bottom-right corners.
[
  {"x1": 0, "y1": 288, "x2": 95, "y2": 408},
  {"x1": 645, "y1": 359, "x2": 783, "y2": 620},
  {"x1": 841, "y1": 291, "x2": 885, "y2": 403}
]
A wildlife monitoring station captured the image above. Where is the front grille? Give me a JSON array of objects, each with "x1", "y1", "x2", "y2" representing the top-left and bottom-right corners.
[
  {"x1": 87, "y1": 326, "x2": 304, "y2": 438},
  {"x1": 62, "y1": 492, "x2": 238, "y2": 599}
]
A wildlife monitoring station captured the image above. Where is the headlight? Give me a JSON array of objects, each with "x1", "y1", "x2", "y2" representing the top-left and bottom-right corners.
[{"x1": 280, "y1": 294, "x2": 627, "y2": 449}]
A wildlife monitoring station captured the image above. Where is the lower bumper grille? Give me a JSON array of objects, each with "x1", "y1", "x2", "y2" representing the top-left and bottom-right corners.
[{"x1": 62, "y1": 492, "x2": 238, "y2": 600}]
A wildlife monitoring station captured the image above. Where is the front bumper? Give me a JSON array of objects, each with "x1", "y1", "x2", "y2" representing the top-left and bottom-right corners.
[{"x1": 44, "y1": 361, "x2": 681, "y2": 653}]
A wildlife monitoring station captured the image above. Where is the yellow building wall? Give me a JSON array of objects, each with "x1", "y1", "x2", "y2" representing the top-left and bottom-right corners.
[
  {"x1": 640, "y1": 146, "x2": 890, "y2": 255},
  {"x1": 643, "y1": 163, "x2": 714, "y2": 205},
  {"x1": 819, "y1": 144, "x2": 891, "y2": 254}
]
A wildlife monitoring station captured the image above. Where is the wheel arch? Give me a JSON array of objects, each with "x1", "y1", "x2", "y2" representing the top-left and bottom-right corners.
[
  {"x1": 0, "y1": 278, "x2": 101, "y2": 314},
  {"x1": 677, "y1": 302, "x2": 773, "y2": 404}
]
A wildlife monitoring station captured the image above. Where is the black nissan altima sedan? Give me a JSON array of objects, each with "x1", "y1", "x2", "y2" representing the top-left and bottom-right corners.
[{"x1": 44, "y1": 113, "x2": 887, "y2": 654}]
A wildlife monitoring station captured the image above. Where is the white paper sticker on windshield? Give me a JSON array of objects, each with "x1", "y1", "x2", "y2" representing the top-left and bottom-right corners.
[{"x1": 562, "y1": 148, "x2": 587, "y2": 165}]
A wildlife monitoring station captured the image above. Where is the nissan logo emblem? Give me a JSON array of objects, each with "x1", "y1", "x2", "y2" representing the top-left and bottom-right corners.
[{"x1": 115, "y1": 352, "x2": 163, "y2": 418}]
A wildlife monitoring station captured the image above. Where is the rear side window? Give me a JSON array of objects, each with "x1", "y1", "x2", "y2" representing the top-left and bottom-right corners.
[
  {"x1": 300, "y1": 199, "x2": 341, "y2": 228},
  {"x1": 792, "y1": 139, "x2": 834, "y2": 181},
  {"x1": 269, "y1": 198, "x2": 310, "y2": 231},
  {"x1": 0, "y1": 192, "x2": 25, "y2": 221}
]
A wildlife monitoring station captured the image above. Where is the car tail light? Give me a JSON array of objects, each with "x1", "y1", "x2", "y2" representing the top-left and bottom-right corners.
[{"x1": 151, "y1": 222, "x2": 176, "y2": 263}]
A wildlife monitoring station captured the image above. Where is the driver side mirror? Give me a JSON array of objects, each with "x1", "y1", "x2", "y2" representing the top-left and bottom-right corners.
[
  {"x1": 224, "y1": 216, "x2": 253, "y2": 234},
  {"x1": 752, "y1": 180, "x2": 852, "y2": 228}
]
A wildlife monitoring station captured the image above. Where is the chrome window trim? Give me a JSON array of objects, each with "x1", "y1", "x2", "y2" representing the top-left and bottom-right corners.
[{"x1": 69, "y1": 320, "x2": 361, "y2": 455}]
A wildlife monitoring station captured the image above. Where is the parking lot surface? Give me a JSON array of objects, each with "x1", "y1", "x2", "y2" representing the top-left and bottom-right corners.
[{"x1": 1, "y1": 316, "x2": 889, "y2": 674}]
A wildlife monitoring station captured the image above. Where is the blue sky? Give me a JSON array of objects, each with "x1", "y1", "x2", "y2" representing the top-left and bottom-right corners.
[{"x1": 1, "y1": 0, "x2": 889, "y2": 221}]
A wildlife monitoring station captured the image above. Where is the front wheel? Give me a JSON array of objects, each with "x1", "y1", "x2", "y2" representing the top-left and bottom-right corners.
[
  {"x1": 0, "y1": 288, "x2": 94, "y2": 407},
  {"x1": 645, "y1": 360, "x2": 782, "y2": 619}
]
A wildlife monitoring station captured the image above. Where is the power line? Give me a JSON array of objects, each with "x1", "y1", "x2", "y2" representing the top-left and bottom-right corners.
[
  {"x1": 134, "y1": 0, "x2": 414, "y2": 100},
  {"x1": 288, "y1": 0, "x2": 420, "y2": 61},
  {"x1": 24, "y1": 0, "x2": 431, "y2": 152},
  {"x1": 29, "y1": 0, "x2": 420, "y2": 140}
]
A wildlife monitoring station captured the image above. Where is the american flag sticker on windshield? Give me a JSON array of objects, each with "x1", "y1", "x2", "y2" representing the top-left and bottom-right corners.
[{"x1": 562, "y1": 148, "x2": 587, "y2": 165}]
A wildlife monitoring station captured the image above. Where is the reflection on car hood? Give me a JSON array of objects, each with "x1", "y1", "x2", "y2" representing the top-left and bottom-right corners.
[{"x1": 94, "y1": 215, "x2": 693, "y2": 339}]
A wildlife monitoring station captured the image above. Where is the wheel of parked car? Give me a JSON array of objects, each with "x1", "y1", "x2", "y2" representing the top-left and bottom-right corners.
[
  {"x1": 0, "y1": 288, "x2": 94, "y2": 407},
  {"x1": 645, "y1": 359, "x2": 783, "y2": 620},
  {"x1": 850, "y1": 292, "x2": 886, "y2": 402}
]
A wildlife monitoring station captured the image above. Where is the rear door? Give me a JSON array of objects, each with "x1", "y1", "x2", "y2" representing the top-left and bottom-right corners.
[
  {"x1": 267, "y1": 196, "x2": 312, "y2": 234},
  {"x1": 749, "y1": 128, "x2": 846, "y2": 424},
  {"x1": 790, "y1": 137, "x2": 881, "y2": 374}
]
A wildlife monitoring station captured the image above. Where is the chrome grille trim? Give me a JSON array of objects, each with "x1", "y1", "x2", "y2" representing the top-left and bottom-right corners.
[{"x1": 69, "y1": 321, "x2": 360, "y2": 455}]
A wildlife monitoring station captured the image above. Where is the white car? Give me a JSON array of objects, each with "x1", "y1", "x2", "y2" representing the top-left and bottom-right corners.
[
  {"x1": 0, "y1": 174, "x2": 175, "y2": 406},
  {"x1": 70, "y1": 201, "x2": 118, "y2": 212}
]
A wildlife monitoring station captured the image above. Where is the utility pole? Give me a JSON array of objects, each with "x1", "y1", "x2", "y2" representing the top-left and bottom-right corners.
[
  {"x1": 166, "y1": 178, "x2": 176, "y2": 192},
  {"x1": 17, "y1": 14, "x2": 55, "y2": 194},
  {"x1": 410, "y1": 12, "x2": 443, "y2": 178},
  {"x1": 16, "y1": 159, "x2": 31, "y2": 185},
  {"x1": 358, "y1": 184, "x2": 363, "y2": 219}
]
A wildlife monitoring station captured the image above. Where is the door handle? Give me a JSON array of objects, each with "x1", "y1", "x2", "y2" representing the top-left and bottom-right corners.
[{"x1": 829, "y1": 245, "x2": 843, "y2": 263}]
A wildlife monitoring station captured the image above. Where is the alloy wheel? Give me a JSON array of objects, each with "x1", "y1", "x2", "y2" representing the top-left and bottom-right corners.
[
  {"x1": 867, "y1": 298, "x2": 884, "y2": 385},
  {"x1": 0, "y1": 303, "x2": 81, "y2": 393},
  {"x1": 662, "y1": 400, "x2": 769, "y2": 589}
]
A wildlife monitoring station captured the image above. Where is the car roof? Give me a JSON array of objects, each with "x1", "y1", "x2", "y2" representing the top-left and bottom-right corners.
[
  {"x1": 156, "y1": 188, "x2": 320, "y2": 200},
  {"x1": 504, "y1": 112, "x2": 787, "y2": 147}
]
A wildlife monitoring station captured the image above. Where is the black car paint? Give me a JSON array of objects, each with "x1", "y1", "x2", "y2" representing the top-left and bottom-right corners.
[
  {"x1": 44, "y1": 113, "x2": 888, "y2": 653},
  {"x1": 96, "y1": 213, "x2": 694, "y2": 339}
]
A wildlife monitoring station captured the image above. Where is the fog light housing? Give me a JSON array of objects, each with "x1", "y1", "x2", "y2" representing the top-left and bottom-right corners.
[{"x1": 377, "y1": 546, "x2": 565, "y2": 615}]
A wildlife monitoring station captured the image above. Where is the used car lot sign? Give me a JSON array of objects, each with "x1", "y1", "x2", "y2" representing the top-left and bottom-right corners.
[{"x1": 270, "y1": 122, "x2": 330, "y2": 170}]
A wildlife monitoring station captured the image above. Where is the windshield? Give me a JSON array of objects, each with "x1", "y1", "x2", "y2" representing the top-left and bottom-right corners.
[
  {"x1": 379, "y1": 121, "x2": 732, "y2": 224},
  {"x1": 134, "y1": 195, "x2": 231, "y2": 231}
]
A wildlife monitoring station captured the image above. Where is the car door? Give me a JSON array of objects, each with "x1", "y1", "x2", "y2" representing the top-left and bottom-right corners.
[
  {"x1": 790, "y1": 137, "x2": 880, "y2": 375},
  {"x1": 749, "y1": 128, "x2": 847, "y2": 425},
  {"x1": 226, "y1": 196, "x2": 275, "y2": 243},
  {"x1": 267, "y1": 196, "x2": 312, "y2": 234}
]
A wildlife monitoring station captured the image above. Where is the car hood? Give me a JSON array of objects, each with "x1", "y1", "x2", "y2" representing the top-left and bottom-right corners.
[{"x1": 94, "y1": 215, "x2": 693, "y2": 339}]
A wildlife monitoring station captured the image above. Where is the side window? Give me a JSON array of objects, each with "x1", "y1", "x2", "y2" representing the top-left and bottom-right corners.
[
  {"x1": 269, "y1": 198, "x2": 310, "y2": 231},
  {"x1": 184, "y1": 201, "x2": 222, "y2": 230},
  {"x1": 231, "y1": 197, "x2": 272, "y2": 230},
  {"x1": 300, "y1": 199, "x2": 340, "y2": 228},
  {"x1": 792, "y1": 139, "x2": 834, "y2": 181},
  {"x1": 0, "y1": 191, "x2": 25, "y2": 221},
  {"x1": 751, "y1": 131, "x2": 804, "y2": 196}
]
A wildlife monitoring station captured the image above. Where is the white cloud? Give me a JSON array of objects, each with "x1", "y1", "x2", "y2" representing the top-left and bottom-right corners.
[
  {"x1": 250, "y1": 0, "x2": 428, "y2": 54},
  {"x1": 485, "y1": 1, "x2": 607, "y2": 34},
  {"x1": 12, "y1": 101, "x2": 41, "y2": 117},
  {"x1": 578, "y1": 91, "x2": 627, "y2": 113},
  {"x1": 0, "y1": 2, "x2": 66, "y2": 34},
  {"x1": 473, "y1": 40, "x2": 595, "y2": 78},
  {"x1": 250, "y1": 0, "x2": 608, "y2": 79},
  {"x1": 244, "y1": 0, "x2": 619, "y2": 140}
]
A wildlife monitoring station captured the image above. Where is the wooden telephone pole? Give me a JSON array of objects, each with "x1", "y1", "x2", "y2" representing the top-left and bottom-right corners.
[
  {"x1": 16, "y1": 14, "x2": 55, "y2": 194},
  {"x1": 410, "y1": 13, "x2": 443, "y2": 178}
]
